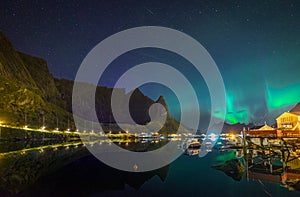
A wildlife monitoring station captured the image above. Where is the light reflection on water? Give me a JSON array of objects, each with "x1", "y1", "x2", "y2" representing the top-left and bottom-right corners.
[{"x1": 0, "y1": 138, "x2": 300, "y2": 196}]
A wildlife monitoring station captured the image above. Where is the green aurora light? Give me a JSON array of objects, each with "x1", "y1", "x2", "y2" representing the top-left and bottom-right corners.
[{"x1": 267, "y1": 84, "x2": 300, "y2": 109}]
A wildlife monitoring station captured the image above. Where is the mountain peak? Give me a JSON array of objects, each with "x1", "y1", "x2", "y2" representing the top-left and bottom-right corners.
[
  {"x1": 290, "y1": 102, "x2": 300, "y2": 112},
  {"x1": 155, "y1": 96, "x2": 168, "y2": 111},
  {"x1": 0, "y1": 32, "x2": 14, "y2": 51},
  {"x1": 0, "y1": 32, "x2": 36, "y2": 87},
  {"x1": 156, "y1": 95, "x2": 166, "y2": 104}
]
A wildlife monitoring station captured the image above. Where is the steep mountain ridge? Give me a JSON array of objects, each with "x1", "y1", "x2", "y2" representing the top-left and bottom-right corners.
[
  {"x1": 19, "y1": 52, "x2": 61, "y2": 105},
  {"x1": 290, "y1": 102, "x2": 300, "y2": 112},
  {"x1": 0, "y1": 32, "x2": 36, "y2": 88},
  {"x1": 54, "y1": 78, "x2": 176, "y2": 132},
  {"x1": 0, "y1": 32, "x2": 71, "y2": 128},
  {"x1": 0, "y1": 32, "x2": 178, "y2": 133}
]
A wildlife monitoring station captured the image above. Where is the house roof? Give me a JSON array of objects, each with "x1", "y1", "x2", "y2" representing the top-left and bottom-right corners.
[
  {"x1": 276, "y1": 111, "x2": 300, "y2": 119},
  {"x1": 258, "y1": 125, "x2": 275, "y2": 130}
]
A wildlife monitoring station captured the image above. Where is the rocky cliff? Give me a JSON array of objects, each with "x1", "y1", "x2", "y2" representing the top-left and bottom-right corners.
[
  {"x1": 0, "y1": 32, "x2": 178, "y2": 133},
  {"x1": 19, "y1": 52, "x2": 61, "y2": 105},
  {"x1": 55, "y1": 78, "x2": 179, "y2": 133},
  {"x1": 0, "y1": 33, "x2": 68, "y2": 128},
  {"x1": 0, "y1": 32, "x2": 36, "y2": 88}
]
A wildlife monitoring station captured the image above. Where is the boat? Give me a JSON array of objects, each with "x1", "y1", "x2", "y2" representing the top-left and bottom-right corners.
[
  {"x1": 188, "y1": 139, "x2": 201, "y2": 149},
  {"x1": 178, "y1": 138, "x2": 201, "y2": 151},
  {"x1": 186, "y1": 148, "x2": 200, "y2": 156},
  {"x1": 137, "y1": 132, "x2": 152, "y2": 138}
]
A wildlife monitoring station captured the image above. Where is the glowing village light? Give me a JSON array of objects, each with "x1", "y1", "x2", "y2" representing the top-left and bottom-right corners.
[
  {"x1": 41, "y1": 126, "x2": 46, "y2": 131},
  {"x1": 207, "y1": 132, "x2": 218, "y2": 141}
]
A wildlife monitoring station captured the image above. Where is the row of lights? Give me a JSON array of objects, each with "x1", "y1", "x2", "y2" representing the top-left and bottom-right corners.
[{"x1": 1, "y1": 122, "x2": 200, "y2": 138}]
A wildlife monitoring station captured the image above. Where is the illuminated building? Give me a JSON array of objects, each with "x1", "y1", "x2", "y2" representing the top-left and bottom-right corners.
[
  {"x1": 276, "y1": 112, "x2": 300, "y2": 129},
  {"x1": 248, "y1": 103, "x2": 300, "y2": 137}
]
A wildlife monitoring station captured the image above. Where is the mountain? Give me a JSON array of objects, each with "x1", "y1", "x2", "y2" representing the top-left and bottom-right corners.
[
  {"x1": 54, "y1": 78, "x2": 166, "y2": 124},
  {"x1": 0, "y1": 32, "x2": 178, "y2": 134},
  {"x1": 220, "y1": 102, "x2": 300, "y2": 134},
  {"x1": 290, "y1": 102, "x2": 300, "y2": 112},
  {"x1": 221, "y1": 122, "x2": 254, "y2": 134},
  {"x1": 0, "y1": 32, "x2": 70, "y2": 129},
  {"x1": 0, "y1": 32, "x2": 62, "y2": 109},
  {"x1": 54, "y1": 78, "x2": 179, "y2": 134},
  {"x1": 0, "y1": 32, "x2": 36, "y2": 87},
  {"x1": 18, "y1": 52, "x2": 61, "y2": 105}
]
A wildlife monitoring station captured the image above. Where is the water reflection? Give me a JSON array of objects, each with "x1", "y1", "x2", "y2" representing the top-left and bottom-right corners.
[
  {"x1": 0, "y1": 136, "x2": 300, "y2": 195},
  {"x1": 245, "y1": 144, "x2": 300, "y2": 192},
  {"x1": 0, "y1": 140, "x2": 78, "y2": 153},
  {"x1": 210, "y1": 136, "x2": 300, "y2": 193},
  {"x1": 0, "y1": 141, "x2": 87, "y2": 194}
]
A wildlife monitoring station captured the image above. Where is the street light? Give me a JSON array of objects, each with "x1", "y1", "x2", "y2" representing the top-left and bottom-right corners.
[
  {"x1": 0, "y1": 121, "x2": 2, "y2": 139},
  {"x1": 41, "y1": 126, "x2": 46, "y2": 132}
]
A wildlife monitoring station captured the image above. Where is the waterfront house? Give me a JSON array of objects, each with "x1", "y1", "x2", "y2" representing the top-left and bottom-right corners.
[
  {"x1": 276, "y1": 103, "x2": 300, "y2": 136},
  {"x1": 248, "y1": 103, "x2": 300, "y2": 137},
  {"x1": 276, "y1": 112, "x2": 300, "y2": 129},
  {"x1": 248, "y1": 123, "x2": 277, "y2": 137}
]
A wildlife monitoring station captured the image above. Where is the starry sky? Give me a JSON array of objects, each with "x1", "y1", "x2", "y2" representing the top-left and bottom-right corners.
[{"x1": 1, "y1": 0, "x2": 300, "y2": 126}]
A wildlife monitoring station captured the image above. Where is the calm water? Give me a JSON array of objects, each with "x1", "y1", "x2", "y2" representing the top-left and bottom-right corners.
[{"x1": 0, "y1": 139, "x2": 300, "y2": 197}]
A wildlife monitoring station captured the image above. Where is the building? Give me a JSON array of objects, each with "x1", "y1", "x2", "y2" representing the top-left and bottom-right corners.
[
  {"x1": 248, "y1": 123, "x2": 278, "y2": 137},
  {"x1": 248, "y1": 103, "x2": 300, "y2": 137},
  {"x1": 276, "y1": 112, "x2": 300, "y2": 129},
  {"x1": 275, "y1": 105, "x2": 300, "y2": 136}
]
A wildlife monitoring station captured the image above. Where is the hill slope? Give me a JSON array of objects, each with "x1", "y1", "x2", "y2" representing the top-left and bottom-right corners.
[{"x1": 0, "y1": 32, "x2": 179, "y2": 134}]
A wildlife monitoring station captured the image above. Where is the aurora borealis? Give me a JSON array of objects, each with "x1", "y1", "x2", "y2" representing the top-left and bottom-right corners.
[{"x1": 1, "y1": 0, "x2": 300, "y2": 126}]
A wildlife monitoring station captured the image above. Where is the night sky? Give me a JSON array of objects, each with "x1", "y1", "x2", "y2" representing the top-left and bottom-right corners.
[{"x1": 1, "y1": 0, "x2": 300, "y2": 126}]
